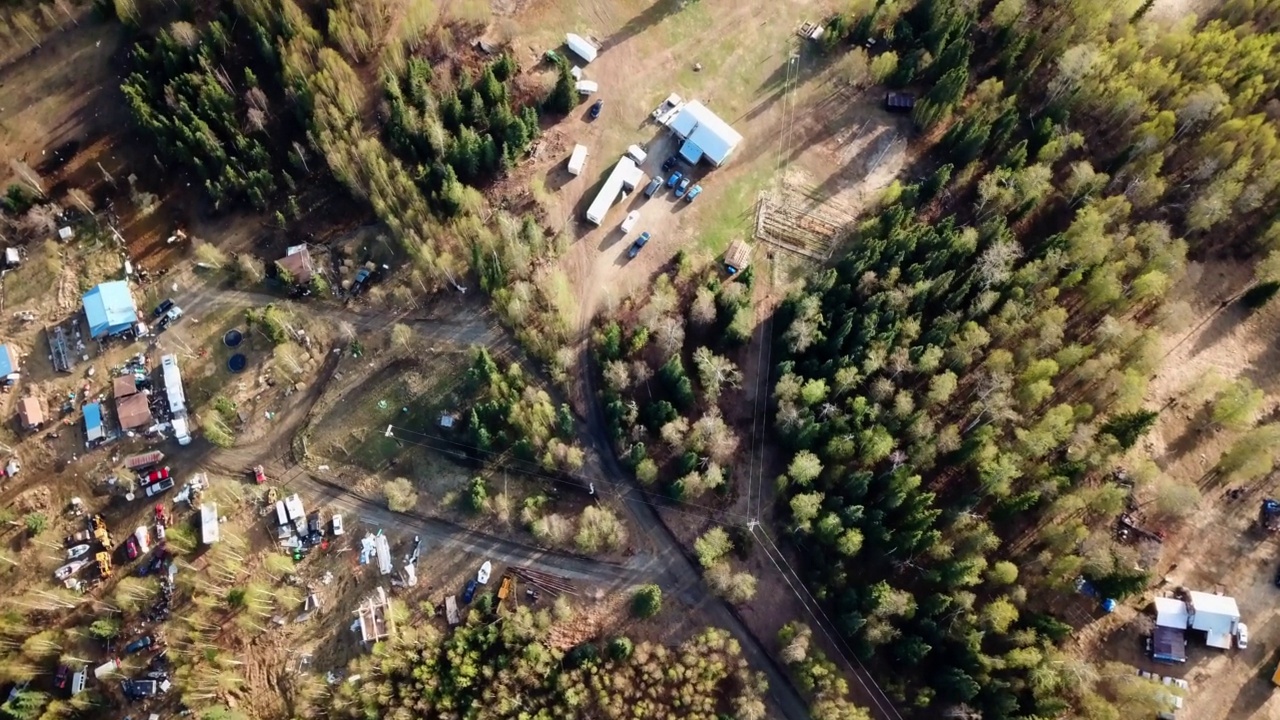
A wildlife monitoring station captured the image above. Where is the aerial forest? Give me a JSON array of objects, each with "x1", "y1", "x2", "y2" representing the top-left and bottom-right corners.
[
  {"x1": 329, "y1": 603, "x2": 772, "y2": 720},
  {"x1": 770, "y1": 0, "x2": 1280, "y2": 716}
]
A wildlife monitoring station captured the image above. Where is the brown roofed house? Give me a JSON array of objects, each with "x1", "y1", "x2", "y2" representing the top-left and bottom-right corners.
[
  {"x1": 18, "y1": 396, "x2": 43, "y2": 429},
  {"x1": 113, "y1": 375, "x2": 138, "y2": 398},
  {"x1": 116, "y1": 393, "x2": 152, "y2": 430},
  {"x1": 276, "y1": 246, "x2": 314, "y2": 285}
]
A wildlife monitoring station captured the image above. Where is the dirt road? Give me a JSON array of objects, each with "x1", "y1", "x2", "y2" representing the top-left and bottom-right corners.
[{"x1": 167, "y1": 284, "x2": 510, "y2": 350}]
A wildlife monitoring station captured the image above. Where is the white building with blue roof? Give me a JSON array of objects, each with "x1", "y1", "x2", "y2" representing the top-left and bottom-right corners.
[{"x1": 82, "y1": 281, "x2": 138, "y2": 339}]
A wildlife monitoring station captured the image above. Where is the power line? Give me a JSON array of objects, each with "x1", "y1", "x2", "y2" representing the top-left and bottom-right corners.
[{"x1": 753, "y1": 525, "x2": 905, "y2": 720}]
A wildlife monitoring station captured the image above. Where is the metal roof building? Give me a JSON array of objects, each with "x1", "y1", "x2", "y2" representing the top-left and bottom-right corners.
[
  {"x1": 276, "y1": 245, "x2": 314, "y2": 284},
  {"x1": 83, "y1": 402, "x2": 103, "y2": 443},
  {"x1": 19, "y1": 396, "x2": 44, "y2": 428},
  {"x1": 668, "y1": 101, "x2": 743, "y2": 167},
  {"x1": 1187, "y1": 591, "x2": 1240, "y2": 649},
  {"x1": 116, "y1": 393, "x2": 152, "y2": 429},
  {"x1": 82, "y1": 281, "x2": 138, "y2": 338},
  {"x1": 0, "y1": 344, "x2": 17, "y2": 377}
]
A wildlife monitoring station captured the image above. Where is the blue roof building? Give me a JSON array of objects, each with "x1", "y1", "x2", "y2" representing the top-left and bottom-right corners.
[
  {"x1": 84, "y1": 402, "x2": 103, "y2": 443},
  {"x1": 0, "y1": 344, "x2": 17, "y2": 377},
  {"x1": 82, "y1": 281, "x2": 138, "y2": 338}
]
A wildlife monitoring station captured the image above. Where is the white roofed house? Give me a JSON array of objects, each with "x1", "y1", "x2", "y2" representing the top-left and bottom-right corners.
[
  {"x1": 1186, "y1": 591, "x2": 1240, "y2": 649},
  {"x1": 666, "y1": 101, "x2": 743, "y2": 167}
]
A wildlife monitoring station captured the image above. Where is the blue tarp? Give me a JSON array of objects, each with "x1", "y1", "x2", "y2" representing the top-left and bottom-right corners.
[
  {"x1": 84, "y1": 402, "x2": 103, "y2": 442},
  {"x1": 0, "y1": 345, "x2": 15, "y2": 376},
  {"x1": 679, "y1": 139, "x2": 704, "y2": 164},
  {"x1": 82, "y1": 281, "x2": 138, "y2": 338}
]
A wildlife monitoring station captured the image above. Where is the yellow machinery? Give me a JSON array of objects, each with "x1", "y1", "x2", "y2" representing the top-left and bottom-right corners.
[{"x1": 94, "y1": 552, "x2": 113, "y2": 579}]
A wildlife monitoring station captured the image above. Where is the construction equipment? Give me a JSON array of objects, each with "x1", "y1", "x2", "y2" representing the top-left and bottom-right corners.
[
  {"x1": 95, "y1": 552, "x2": 113, "y2": 579},
  {"x1": 497, "y1": 575, "x2": 513, "y2": 602},
  {"x1": 90, "y1": 514, "x2": 111, "y2": 546}
]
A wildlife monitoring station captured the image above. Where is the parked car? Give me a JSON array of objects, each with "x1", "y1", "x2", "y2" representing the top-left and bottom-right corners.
[
  {"x1": 666, "y1": 171, "x2": 682, "y2": 188},
  {"x1": 124, "y1": 636, "x2": 154, "y2": 654},
  {"x1": 307, "y1": 512, "x2": 324, "y2": 539},
  {"x1": 1237, "y1": 622, "x2": 1249, "y2": 649},
  {"x1": 331, "y1": 514, "x2": 345, "y2": 536},
  {"x1": 685, "y1": 184, "x2": 702, "y2": 202},
  {"x1": 139, "y1": 467, "x2": 170, "y2": 487},
  {"x1": 165, "y1": 306, "x2": 184, "y2": 323},
  {"x1": 152, "y1": 299, "x2": 175, "y2": 318},
  {"x1": 139, "y1": 551, "x2": 167, "y2": 577},
  {"x1": 122, "y1": 679, "x2": 158, "y2": 699},
  {"x1": 644, "y1": 176, "x2": 663, "y2": 198},
  {"x1": 627, "y1": 232, "x2": 651, "y2": 259},
  {"x1": 675, "y1": 177, "x2": 692, "y2": 198},
  {"x1": 462, "y1": 579, "x2": 478, "y2": 603},
  {"x1": 125, "y1": 536, "x2": 140, "y2": 560},
  {"x1": 145, "y1": 478, "x2": 175, "y2": 497},
  {"x1": 589, "y1": 99, "x2": 603, "y2": 119},
  {"x1": 54, "y1": 666, "x2": 69, "y2": 689},
  {"x1": 620, "y1": 211, "x2": 640, "y2": 234},
  {"x1": 661, "y1": 156, "x2": 678, "y2": 173}
]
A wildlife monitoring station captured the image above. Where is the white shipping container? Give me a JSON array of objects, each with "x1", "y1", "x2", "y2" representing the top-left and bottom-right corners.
[
  {"x1": 566, "y1": 33, "x2": 598, "y2": 63},
  {"x1": 576, "y1": 80, "x2": 598, "y2": 95},
  {"x1": 567, "y1": 144, "x2": 589, "y2": 176}
]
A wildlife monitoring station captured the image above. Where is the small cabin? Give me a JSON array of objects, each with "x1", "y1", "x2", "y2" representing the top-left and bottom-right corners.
[{"x1": 724, "y1": 239, "x2": 753, "y2": 275}]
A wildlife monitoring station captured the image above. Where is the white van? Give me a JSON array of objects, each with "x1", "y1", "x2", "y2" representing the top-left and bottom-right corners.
[{"x1": 620, "y1": 211, "x2": 640, "y2": 234}]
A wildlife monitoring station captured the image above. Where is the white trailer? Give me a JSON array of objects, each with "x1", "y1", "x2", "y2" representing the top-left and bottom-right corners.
[
  {"x1": 576, "y1": 80, "x2": 599, "y2": 95},
  {"x1": 200, "y1": 503, "x2": 220, "y2": 545},
  {"x1": 585, "y1": 157, "x2": 638, "y2": 225},
  {"x1": 567, "y1": 144, "x2": 589, "y2": 176},
  {"x1": 566, "y1": 33, "x2": 598, "y2": 63}
]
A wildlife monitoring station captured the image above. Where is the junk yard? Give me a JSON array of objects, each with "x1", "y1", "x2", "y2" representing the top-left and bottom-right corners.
[{"x1": 4, "y1": 0, "x2": 1280, "y2": 720}]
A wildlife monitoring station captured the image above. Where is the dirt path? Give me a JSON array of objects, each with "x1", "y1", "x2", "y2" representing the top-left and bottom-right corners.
[{"x1": 168, "y1": 281, "x2": 509, "y2": 350}]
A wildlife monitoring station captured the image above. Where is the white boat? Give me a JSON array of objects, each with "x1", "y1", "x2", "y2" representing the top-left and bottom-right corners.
[
  {"x1": 477, "y1": 561, "x2": 492, "y2": 585},
  {"x1": 66, "y1": 544, "x2": 91, "y2": 560},
  {"x1": 55, "y1": 559, "x2": 88, "y2": 580}
]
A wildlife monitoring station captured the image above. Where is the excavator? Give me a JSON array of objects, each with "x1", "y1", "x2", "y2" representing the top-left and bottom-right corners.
[{"x1": 90, "y1": 514, "x2": 112, "y2": 547}]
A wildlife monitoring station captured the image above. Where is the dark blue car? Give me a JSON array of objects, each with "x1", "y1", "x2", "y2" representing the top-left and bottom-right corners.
[
  {"x1": 124, "y1": 636, "x2": 153, "y2": 654},
  {"x1": 589, "y1": 100, "x2": 603, "y2": 119},
  {"x1": 627, "y1": 232, "x2": 651, "y2": 259},
  {"x1": 462, "y1": 579, "x2": 478, "y2": 603}
]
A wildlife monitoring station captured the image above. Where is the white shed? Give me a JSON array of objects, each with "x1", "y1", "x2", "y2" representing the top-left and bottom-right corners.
[
  {"x1": 566, "y1": 33, "x2": 598, "y2": 63},
  {"x1": 575, "y1": 80, "x2": 598, "y2": 95},
  {"x1": 568, "y1": 144, "x2": 589, "y2": 176}
]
